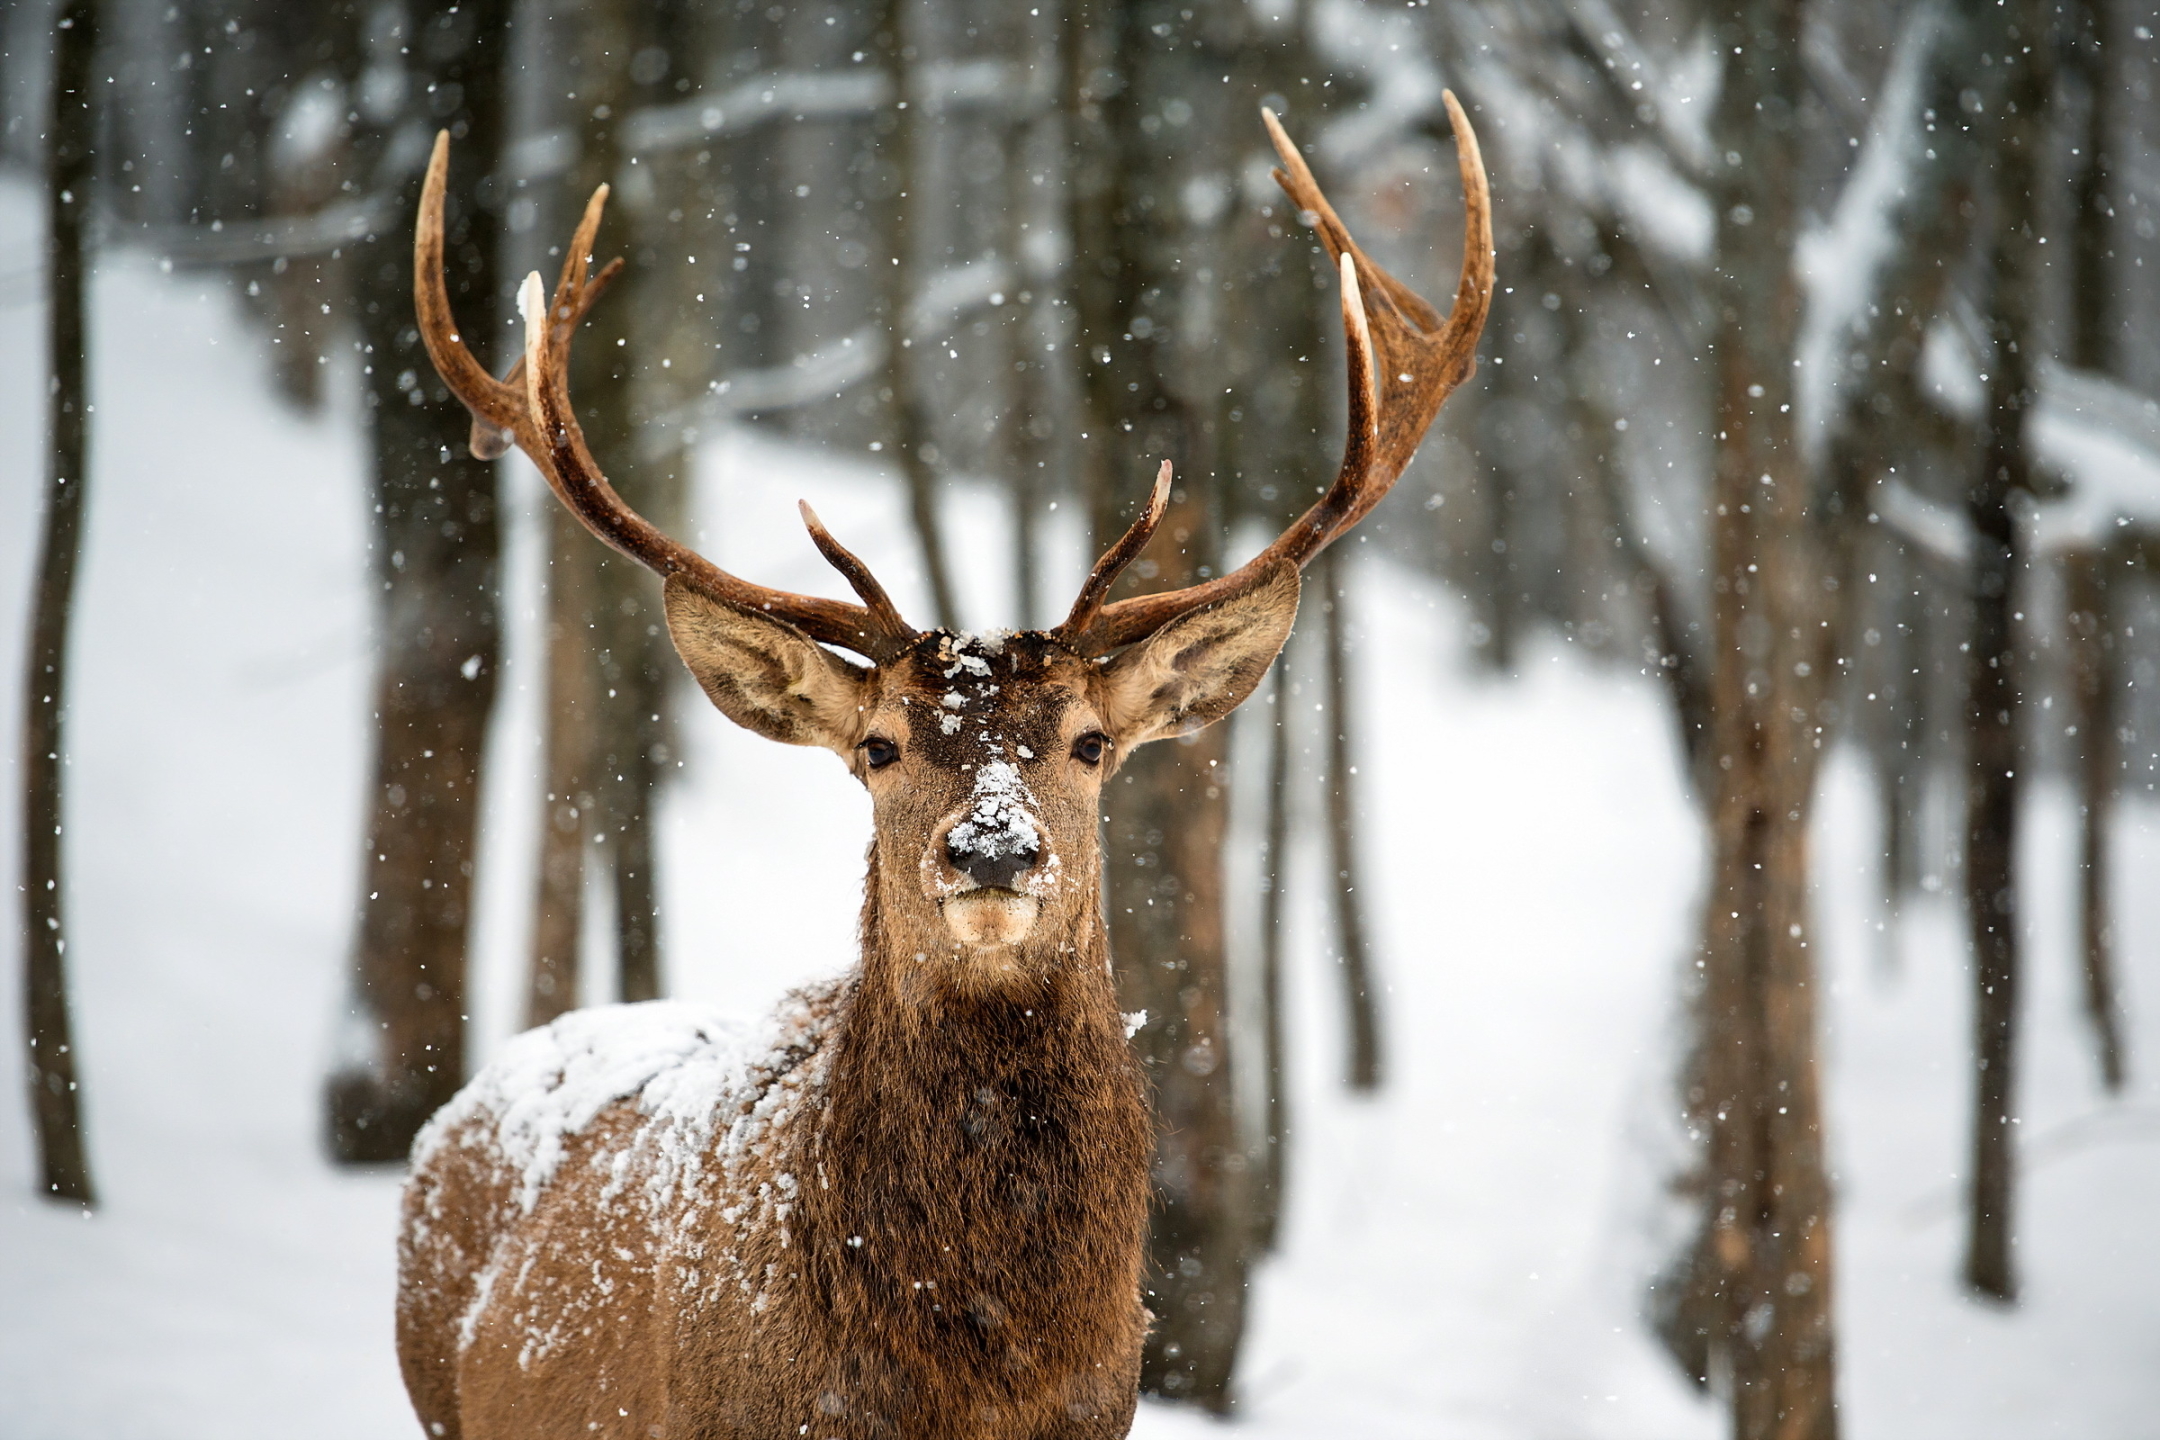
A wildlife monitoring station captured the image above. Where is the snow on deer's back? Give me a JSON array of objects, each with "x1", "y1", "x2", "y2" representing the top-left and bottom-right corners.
[{"x1": 397, "y1": 983, "x2": 847, "y2": 1435}]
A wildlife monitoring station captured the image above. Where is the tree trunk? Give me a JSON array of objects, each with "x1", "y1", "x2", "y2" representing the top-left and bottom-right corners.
[
  {"x1": 528, "y1": 504, "x2": 600, "y2": 1027},
  {"x1": 2063, "y1": 551, "x2": 2124, "y2": 1090},
  {"x1": 1065, "y1": 0, "x2": 1252, "y2": 1408},
  {"x1": 1961, "y1": 0, "x2": 2050, "y2": 1302},
  {"x1": 1225, "y1": 62, "x2": 1333, "y2": 1244},
  {"x1": 1319, "y1": 545, "x2": 1380, "y2": 1090},
  {"x1": 327, "y1": 0, "x2": 511, "y2": 1163},
  {"x1": 876, "y1": 0, "x2": 961, "y2": 631},
  {"x1": 2067, "y1": 0, "x2": 2115, "y2": 377},
  {"x1": 1250, "y1": 649, "x2": 1293, "y2": 1254},
  {"x1": 1002, "y1": 15, "x2": 1055, "y2": 631},
  {"x1": 527, "y1": 0, "x2": 676, "y2": 1026},
  {"x1": 2062, "y1": 0, "x2": 2124, "y2": 1092},
  {"x1": 22, "y1": 0, "x2": 100, "y2": 1207},
  {"x1": 1872, "y1": 563, "x2": 1928, "y2": 977},
  {"x1": 1657, "y1": 0, "x2": 1839, "y2": 1431}
]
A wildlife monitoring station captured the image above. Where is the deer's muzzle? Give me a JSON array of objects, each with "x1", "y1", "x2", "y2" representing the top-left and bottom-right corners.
[
  {"x1": 924, "y1": 762, "x2": 1059, "y2": 945},
  {"x1": 945, "y1": 826, "x2": 1039, "y2": 892}
]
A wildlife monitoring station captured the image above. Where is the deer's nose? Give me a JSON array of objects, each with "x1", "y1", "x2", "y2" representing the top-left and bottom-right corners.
[{"x1": 945, "y1": 829, "x2": 1040, "y2": 892}]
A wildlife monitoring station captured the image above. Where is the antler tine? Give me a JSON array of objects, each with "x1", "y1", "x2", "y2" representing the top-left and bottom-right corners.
[
  {"x1": 1050, "y1": 461, "x2": 1172, "y2": 648},
  {"x1": 514, "y1": 272, "x2": 914, "y2": 662},
  {"x1": 1060, "y1": 97, "x2": 1493, "y2": 657},
  {"x1": 551, "y1": 181, "x2": 612, "y2": 330},
  {"x1": 419, "y1": 130, "x2": 625, "y2": 460},
  {"x1": 1264, "y1": 255, "x2": 1381, "y2": 566},
  {"x1": 472, "y1": 265, "x2": 624, "y2": 458},
  {"x1": 415, "y1": 137, "x2": 918, "y2": 662},
  {"x1": 798, "y1": 501, "x2": 916, "y2": 648},
  {"x1": 416, "y1": 131, "x2": 524, "y2": 442}
]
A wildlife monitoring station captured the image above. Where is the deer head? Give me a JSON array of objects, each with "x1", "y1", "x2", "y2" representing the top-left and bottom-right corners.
[{"x1": 413, "y1": 99, "x2": 1491, "y2": 992}]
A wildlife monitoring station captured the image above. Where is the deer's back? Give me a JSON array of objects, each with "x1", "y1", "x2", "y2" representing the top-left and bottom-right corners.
[{"x1": 397, "y1": 982, "x2": 844, "y2": 1439}]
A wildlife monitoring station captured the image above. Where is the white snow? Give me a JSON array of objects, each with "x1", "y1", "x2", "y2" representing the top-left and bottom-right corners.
[
  {"x1": 2028, "y1": 363, "x2": 2160, "y2": 552},
  {"x1": 946, "y1": 761, "x2": 1041, "y2": 861},
  {"x1": 1, "y1": 178, "x2": 2157, "y2": 1440},
  {"x1": 418, "y1": 992, "x2": 833, "y2": 1218},
  {"x1": 1919, "y1": 314, "x2": 1985, "y2": 419},
  {"x1": 1609, "y1": 141, "x2": 1715, "y2": 265},
  {"x1": 1796, "y1": 1, "x2": 1941, "y2": 458}
]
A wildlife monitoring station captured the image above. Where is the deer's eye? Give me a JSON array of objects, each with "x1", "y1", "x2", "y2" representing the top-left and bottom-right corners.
[
  {"x1": 863, "y1": 737, "x2": 900, "y2": 770},
  {"x1": 1071, "y1": 732, "x2": 1108, "y2": 766}
]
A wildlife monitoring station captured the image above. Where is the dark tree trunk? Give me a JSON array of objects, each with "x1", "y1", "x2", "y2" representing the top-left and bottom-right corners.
[
  {"x1": 1473, "y1": 359, "x2": 1520, "y2": 672},
  {"x1": 2063, "y1": 552, "x2": 2124, "y2": 1090},
  {"x1": 328, "y1": 0, "x2": 512, "y2": 1163},
  {"x1": 1961, "y1": 0, "x2": 2051, "y2": 1303},
  {"x1": 22, "y1": 0, "x2": 100, "y2": 1208},
  {"x1": 1250, "y1": 648, "x2": 1293, "y2": 1254},
  {"x1": 1065, "y1": 0, "x2": 1252, "y2": 1408},
  {"x1": 2067, "y1": 0, "x2": 2115, "y2": 378},
  {"x1": 528, "y1": 502, "x2": 600, "y2": 1027},
  {"x1": 1657, "y1": 0, "x2": 1839, "y2": 1431},
  {"x1": 1002, "y1": 17, "x2": 1056, "y2": 632},
  {"x1": 2063, "y1": 0, "x2": 2125, "y2": 1092},
  {"x1": 1319, "y1": 545, "x2": 1380, "y2": 1091},
  {"x1": 876, "y1": 0, "x2": 961, "y2": 631},
  {"x1": 1868, "y1": 554, "x2": 1932, "y2": 977}
]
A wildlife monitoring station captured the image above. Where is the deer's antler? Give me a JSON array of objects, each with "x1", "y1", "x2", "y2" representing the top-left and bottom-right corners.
[
  {"x1": 415, "y1": 131, "x2": 920, "y2": 663},
  {"x1": 1052, "y1": 93, "x2": 1493, "y2": 657}
]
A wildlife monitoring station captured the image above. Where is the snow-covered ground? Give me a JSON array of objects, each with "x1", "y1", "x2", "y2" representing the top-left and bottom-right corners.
[{"x1": 2, "y1": 184, "x2": 2156, "y2": 1438}]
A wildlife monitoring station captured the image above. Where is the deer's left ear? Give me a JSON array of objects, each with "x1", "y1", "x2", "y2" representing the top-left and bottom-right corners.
[{"x1": 1095, "y1": 562, "x2": 1300, "y2": 748}]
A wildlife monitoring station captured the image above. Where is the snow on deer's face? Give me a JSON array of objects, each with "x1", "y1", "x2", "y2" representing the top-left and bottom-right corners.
[{"x1": 854, "y1": 630, "x2": 1113, "y2": 957}]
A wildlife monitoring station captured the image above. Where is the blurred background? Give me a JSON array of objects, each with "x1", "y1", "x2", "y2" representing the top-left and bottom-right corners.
[{"x1": 2, "y1": 0, "x2": 2158, "y2": 1434}]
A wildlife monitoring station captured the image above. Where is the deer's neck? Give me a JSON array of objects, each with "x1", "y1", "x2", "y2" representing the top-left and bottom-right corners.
[{"x1": 796, "y1": 858, "x2": 1149, "y2": 1358}]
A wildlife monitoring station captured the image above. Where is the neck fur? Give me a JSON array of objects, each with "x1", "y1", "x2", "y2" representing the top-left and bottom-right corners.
[{"x1": 789, "y1": 844, "x2": 1148, "y2": 1382}]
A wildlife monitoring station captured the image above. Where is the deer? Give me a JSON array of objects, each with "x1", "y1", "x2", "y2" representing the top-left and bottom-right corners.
[{"x1": 395, "y1": 95, "x2": 1491, "y2": 1440}]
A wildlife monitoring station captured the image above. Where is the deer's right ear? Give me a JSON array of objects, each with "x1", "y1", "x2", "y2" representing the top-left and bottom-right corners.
[
  {"x1": 663, "y1": 576, "x2": 872, "y2": 751},
  {"x1": 1094, "y1": 561, "x2": 1299, "y2": 748}
]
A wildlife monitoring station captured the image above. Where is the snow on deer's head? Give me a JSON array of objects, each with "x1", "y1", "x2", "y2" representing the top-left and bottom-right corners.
[{"x1": 412, "y1": 94, "x2": 1491, "y2": 986}]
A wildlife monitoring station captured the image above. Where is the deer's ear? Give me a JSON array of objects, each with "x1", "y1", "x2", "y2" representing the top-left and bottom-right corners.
[
  {"x1": 1095, "y1": 562, "x2": 1299, "y2": 748},
  {"x1": 663, "y1": 576, "x2": 871, "y2": 750}
]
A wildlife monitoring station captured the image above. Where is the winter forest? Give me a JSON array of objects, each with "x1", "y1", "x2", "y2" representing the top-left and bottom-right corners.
[{"x1": 3, "y1": 0, "x2": 2159, "y2": 1432}]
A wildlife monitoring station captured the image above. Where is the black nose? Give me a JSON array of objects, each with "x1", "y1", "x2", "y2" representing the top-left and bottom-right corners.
[{"x1": 946, "y1": 831, "x2": 1039, "y2": 892}]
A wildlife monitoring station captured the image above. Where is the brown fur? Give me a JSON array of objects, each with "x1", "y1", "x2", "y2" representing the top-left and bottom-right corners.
[{"x1": 396, "y1": 579, "x2": 1298, "y2": 1440}]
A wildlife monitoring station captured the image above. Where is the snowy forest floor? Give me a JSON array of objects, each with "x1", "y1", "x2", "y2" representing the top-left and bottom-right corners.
[{"x1": 2, "y1": 183, "x2": 2158, "y2": 1439}]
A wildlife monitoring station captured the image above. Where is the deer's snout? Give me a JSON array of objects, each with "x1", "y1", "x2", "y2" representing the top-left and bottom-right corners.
[
  {"x1": 928, "y1": 800, "x2": 1050, "y2": 897},
  {"x1": 945, "y1": 827, "x2": 1040, "y2": 892},
  {"x1": 922, "y1": 764, "x2": 1060, "y2": 948}
]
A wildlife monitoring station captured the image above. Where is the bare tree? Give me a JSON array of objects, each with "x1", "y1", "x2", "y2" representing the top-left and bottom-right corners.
[
  {"x1": 1960, "y1": 0, "x2": 2052, "y2": 1304},
  {"x1": 875, "y1": 0, "x2": 962, "y2": 631},
  {"x1": 2061, "y1": 0, "x2": 2126, "y2": 1092},
  {"x1": 22, "y1": 0, "x2": 100, "y2": 1208},
  {"x1": 1319, "y1": 544, "x2": 1381, "y2": 1090},
  {"x1": 328, "y1": 0, "x2": 512, "y2": 1162},
  {"x1": 1658, "y1": 0, "x2": 1840, "y2": 1429},
  {"x1": 1000, "y1": 2, "x2": 1061, "y2": 631},
  {"x1": 527, "y1": 0, "x2": 679, "y2": 1027},
  {"x1": 2063, "y1": 551, "x2": 2125, "y2": 1089},
  {"x1": 1251, "y1": 688, "x2": 1293, "y2": 1257},
  {"x1": 1064, "y1": 0, "x2": 1248, "y2": 1405}
]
